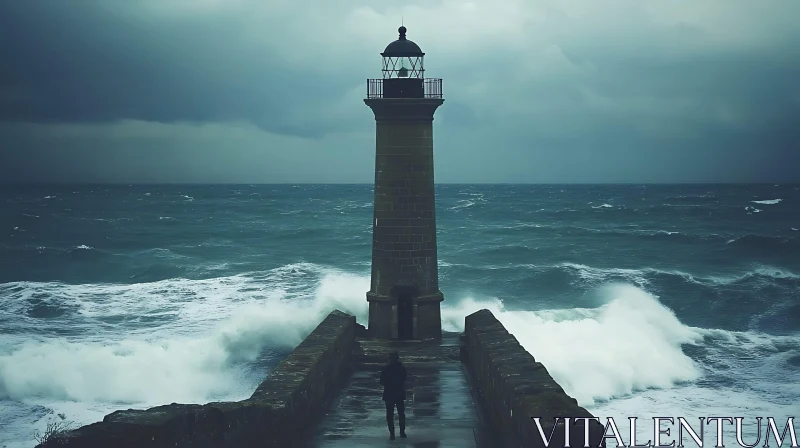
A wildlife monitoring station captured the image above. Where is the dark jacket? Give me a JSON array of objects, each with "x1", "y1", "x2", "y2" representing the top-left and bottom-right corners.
[{"x1": 380, "y1": 361, "x2": 407, "y2": 402}]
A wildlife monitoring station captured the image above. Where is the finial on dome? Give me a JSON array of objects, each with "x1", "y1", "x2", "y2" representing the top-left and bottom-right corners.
[{"x1": 398, "y1": 26, "x2": 407, "y2": 40}]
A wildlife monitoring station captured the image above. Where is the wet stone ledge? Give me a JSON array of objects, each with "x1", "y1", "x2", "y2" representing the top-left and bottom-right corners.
[
  {"x1": 463, "y1": 309, "x2": 605, "y2": 448},
  {"x1": 37, "y1": 310, "x2": 357, "y2": 448}
]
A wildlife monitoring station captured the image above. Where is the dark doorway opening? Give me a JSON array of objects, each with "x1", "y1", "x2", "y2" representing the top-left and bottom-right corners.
[{"x1": 397, "y1": 294, "x2": 414, "y2": 340}]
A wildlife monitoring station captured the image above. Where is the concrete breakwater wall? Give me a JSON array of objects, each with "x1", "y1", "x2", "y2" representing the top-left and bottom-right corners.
[
  {"x1": 38, "y1": 310, "x2": 357, "y2": 448},
  {"x1": 463, "y1": 309, "x2": 606, "y2": 448}
]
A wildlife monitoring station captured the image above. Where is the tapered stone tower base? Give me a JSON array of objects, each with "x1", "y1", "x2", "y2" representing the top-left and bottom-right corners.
[{"x1": 365, "y1": 98, "x2": 444, "y2": 340}]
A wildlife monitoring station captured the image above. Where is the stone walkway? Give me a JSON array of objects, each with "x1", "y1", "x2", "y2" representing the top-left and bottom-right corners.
[{"x1": 303, "y1": 333, "x2": 495, "y2": 448}]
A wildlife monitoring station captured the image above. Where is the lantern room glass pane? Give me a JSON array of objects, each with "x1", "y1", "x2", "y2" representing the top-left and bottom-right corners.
[{"x1": 382, "y1": 56, "x2": 424, "y2": 79}]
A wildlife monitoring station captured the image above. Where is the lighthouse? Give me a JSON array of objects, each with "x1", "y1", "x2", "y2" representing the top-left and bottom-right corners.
[{"x1": 364, "y1": 26, "x2": 444, "y2": 340}]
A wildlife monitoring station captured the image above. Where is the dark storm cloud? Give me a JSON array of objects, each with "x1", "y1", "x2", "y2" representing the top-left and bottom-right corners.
[
  {"x1": 0, "y1": 0, "x2": 798, "y2": 183},
  {"x1": 0, "y1": 1, "x2": 353, "y2": 138}
]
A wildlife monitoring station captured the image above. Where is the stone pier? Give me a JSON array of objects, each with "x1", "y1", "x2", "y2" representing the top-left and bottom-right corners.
[
  {"x1": 38, "y1": 309, "x2": 605, "y2": 448},
  {"x1": 302, "y1": 332, "x2": 494, "y2": 447}
]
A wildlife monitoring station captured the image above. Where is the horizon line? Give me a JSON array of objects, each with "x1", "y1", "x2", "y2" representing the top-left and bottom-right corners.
[{"x1": 0, "y1": 181, "x2": 797, "y2": 186}]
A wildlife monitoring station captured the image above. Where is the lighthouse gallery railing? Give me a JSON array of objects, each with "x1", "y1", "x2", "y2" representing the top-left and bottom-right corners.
[{"x1": 366, "y1": 78, "x2": 443, "y2": 99}]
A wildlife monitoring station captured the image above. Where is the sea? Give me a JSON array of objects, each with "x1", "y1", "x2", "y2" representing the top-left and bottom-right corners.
[{"x1": 1, "y1": 184, "x2": 798, "y2": 447}]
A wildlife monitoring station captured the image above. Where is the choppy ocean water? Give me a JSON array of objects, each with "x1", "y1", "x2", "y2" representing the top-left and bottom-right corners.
[{"x1": 1, "y1": 184, "x2": 798, "y2": 447}]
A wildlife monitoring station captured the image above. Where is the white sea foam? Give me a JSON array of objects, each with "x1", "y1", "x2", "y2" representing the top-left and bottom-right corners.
[
  {"x1": 0, "y1": 268, "x2": 369, "y2": 406},
  {"x1": 592, "y1": 203, "x2": 614, "y2": 208},
  {"x1": 0, "y1": 337, "x2": 236, "y2": 404},
  {"x1": 333, "y1": 201, "x2": 372, "y2": 212},
  {"x1": 561, "y1": 263, "x2": 800, "y2": 285},
  {"x1": 751, "y1": 198, "x2": 782, "y2": 205},
  {"x1": 449, "y1": 199, "x2": 476, "y2": 211},
  {"x1": 589, "y1": 322, "x2": 800, "y2": 444},
  {"x1": 505, "y1": 222, "x2": 546, "y2": 229},
  {"x1": 747, "y1": 265, "x2": 800, "y2": 280},
  {"x1": 442, "y1": 284, "x2": 704, "y2": 405},
  {"x1": 558, "y1": 262, "x2": 653, "y2": 287},
  {"x1": 589, "y1": 387, "x2": 798, "y2": 446}
]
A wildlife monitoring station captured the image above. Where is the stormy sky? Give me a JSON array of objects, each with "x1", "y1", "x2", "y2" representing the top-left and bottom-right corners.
[{"x1": 1, "y1": 1, "x2": 798, "y2": 183}]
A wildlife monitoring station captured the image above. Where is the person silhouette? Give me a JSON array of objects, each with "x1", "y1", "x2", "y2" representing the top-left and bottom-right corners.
[{"x1": 380, "y1": 351, "x2": 407, "y2": 440}]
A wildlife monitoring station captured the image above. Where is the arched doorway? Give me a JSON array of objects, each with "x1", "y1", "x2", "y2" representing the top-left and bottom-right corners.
[
  {"x1": 398, "y1": 294, "x2": 413, "y2": 339},
  {"x1": 392, "y1": 286, "x2": 417, "y2": 340}
]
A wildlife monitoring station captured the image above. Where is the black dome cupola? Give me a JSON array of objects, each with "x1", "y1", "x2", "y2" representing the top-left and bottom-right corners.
[{"x1": 382, "y1": 26, "x2": 424, "y2": 58}]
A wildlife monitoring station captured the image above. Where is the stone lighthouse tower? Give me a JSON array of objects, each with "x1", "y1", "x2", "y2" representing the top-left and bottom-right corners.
[{"x1": 364, "y1": 26, "x2": 444, "y2": 340}]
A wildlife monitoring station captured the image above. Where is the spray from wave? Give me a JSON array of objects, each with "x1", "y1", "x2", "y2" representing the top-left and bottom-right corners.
[
  {"x1": 0, "y1": 270, "x2": 370, "y2": 405},
  {"x1": 442, "y1": 283, "x2": 704, "y2": 405}
]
